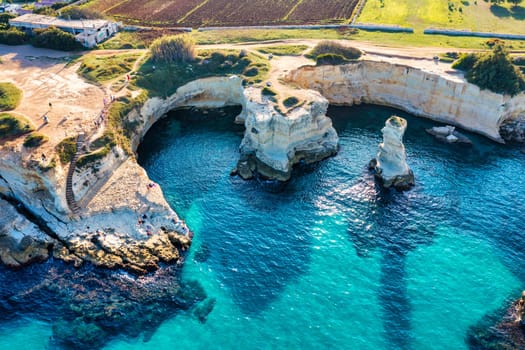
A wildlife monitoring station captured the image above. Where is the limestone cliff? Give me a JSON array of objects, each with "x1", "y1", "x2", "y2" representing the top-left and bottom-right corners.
[
  {"x1": 369, "y1": 116, "x2": 414, "y2": 190},
  {"x1": 286, "y1": 60, "x2": 525, "y2": 142}
]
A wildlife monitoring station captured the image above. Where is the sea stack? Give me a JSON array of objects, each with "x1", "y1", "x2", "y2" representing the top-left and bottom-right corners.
[{"x1": 369, "y1": 116, "x2": 414, "y2": 190}]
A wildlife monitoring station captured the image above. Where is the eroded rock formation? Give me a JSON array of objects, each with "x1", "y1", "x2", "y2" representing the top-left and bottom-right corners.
[
  {"x1": 235, "y1": 87, "x2": 338, "y2": 181},
  {"x1": 369, "y1": 116, "x2": 414, "y2": 190}
]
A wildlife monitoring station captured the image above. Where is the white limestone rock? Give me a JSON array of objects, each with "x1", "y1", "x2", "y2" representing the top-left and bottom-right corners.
[
  {"x1": 236, "y1": 87, "x2": 338, "y2": 181},
  {"x1": 370, "y1": 116, "x2": 414, "y2": 190},
  {"x1": 286, "y1": 61, "x2": 525, "y2": 142}
]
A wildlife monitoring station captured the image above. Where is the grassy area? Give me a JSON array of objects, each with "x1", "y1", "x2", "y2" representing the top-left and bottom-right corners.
[
  {"x1": 78, "y1": 53, "x2": 143, "y2": 83},
  {"x1": 0, "y1": 113, "x2": 34, "y2": 139},
  {"x1": 190, "y1": 28, "x2": 525, "y2": 50},
  {"x1": 135, "y1": 49, "x2": 270, "y2": 97},
  {"x1": 56, "y1": 136, "x2": 77, "y2": 164},
  {"x1": 0, "y1": 82, "x2": 22, "y2": 111},
  {"x1": 192, "y1": 28, "x2": 346, "y2": 44},
  {"x1": 257, "y1": 44, "x2": 309, "y2": 56},
  {"x1": 358, "y1": 0, "x2": 525, "y2": 33},
  {"x1": 97, "y1": 32, "x2": 148, "y2": 50},
  {"x1": 23, "y1": 132, "x2": 48, "y2": 148}
]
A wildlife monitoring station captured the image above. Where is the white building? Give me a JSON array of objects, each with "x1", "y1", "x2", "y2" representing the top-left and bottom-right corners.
[{"x1": 9, "y1": 14, "x2": 119, "y2": 48}]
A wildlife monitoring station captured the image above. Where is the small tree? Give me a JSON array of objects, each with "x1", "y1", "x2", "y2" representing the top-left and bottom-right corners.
[
  {"x1": 454, "y1": 44, "x2": 525, "y2": 96},
  {"x1": 32, "y1": 27, "x2": 83, "y2": 51},
  {"x1": 150, "y1": 35, "x2": 196, "y2": 64}
]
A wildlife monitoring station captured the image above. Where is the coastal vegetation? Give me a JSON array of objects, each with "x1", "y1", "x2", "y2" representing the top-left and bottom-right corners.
[
  {"x1": 78, "y1": 53, "x2": 142, "y2": 83},
  {"x1": 150, "y1": 35, "x2": 196, "y2": 63},
  {"x1": 56, "y1": 137, "x2": 77, "y2": 164},
  {"x1": 31, "y1": 27, "x2": 84, "y2": 51},
  {"x1": 136, "y1": 48, "x2": 269, "y2": 97},
  {"x1": 23, "y1": 132, "x2": 48, "y2": 148},
  {"x1": 0, "y1": 113, "x2": 34, "y2": 139},
  {"x1": 0, "y1": 82, "x2": 22, "y2": 111},
  {"x1": 308, "y1": 41, "x2": 362, "y2": 64},
  {"x1": 256, "y1": 45, "x2": 309, "y2": 56},
  {"x1": 453, "y1": 43, "x2": 525, "y2": 95}
]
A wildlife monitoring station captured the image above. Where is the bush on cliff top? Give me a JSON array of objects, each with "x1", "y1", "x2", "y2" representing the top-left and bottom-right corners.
[
  {"x1": 453, "y1": 44, "x2": 525, "y2": 96},
  {"x1": 0, "y1": 82, "x2": 22, "y2": 111},
  {"x1": 316, "y1": 53, "x2": 349, "y2": 66},
  {"x1": 23, "y1": 132, "x2": 48, "y2": 148},
  {"x1": 0, "y1": 28, "x2": 28, "y2": 46},
  {"x1": 150, "y1": 35, "x2": 196, "y2": 64},
  {"x1": 0, "y1": 113, "x2": 34, "y2": 139},
  {"x1": 309, "y1": 41, "x2": 362, "y2": 61},
  {"x1": 56, "y1": 137, "x2": 77, "y2": 164}
]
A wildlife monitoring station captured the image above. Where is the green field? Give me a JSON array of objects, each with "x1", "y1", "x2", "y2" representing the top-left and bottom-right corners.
[
  {"x1": 358, "y1": 0, "x2": 525, "y2": 33},
  {"x1": 190, "y1": 28, "x2": 525, "y2": 50}
]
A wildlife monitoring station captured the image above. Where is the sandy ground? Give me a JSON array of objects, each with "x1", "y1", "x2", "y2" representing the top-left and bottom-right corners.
[{"x1": 0, "y1": 45, "x2": 106, "y2": 158}]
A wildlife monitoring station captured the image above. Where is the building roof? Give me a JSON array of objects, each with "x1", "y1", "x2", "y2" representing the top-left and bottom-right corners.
[{"x1": 10, "y1": 14, "x2": 112, "y2": 31}]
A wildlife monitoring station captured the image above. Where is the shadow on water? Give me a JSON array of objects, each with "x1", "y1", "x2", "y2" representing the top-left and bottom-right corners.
[
  {"x1": 138, "y1": 107, "x2": 314, "y2": 315},
  {"x1": 347, "y1": 179, "x2": 439, "y2": 349}
]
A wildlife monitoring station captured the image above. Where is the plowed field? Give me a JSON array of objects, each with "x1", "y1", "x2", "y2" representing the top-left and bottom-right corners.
[{"x1": 87, "y1": 0, "x2": 359, "y2": 27}]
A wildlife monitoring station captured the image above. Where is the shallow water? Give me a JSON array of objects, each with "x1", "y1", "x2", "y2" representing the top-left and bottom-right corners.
[{"x1": 2, "y1": 104, "x2": 524, "y2": 349}]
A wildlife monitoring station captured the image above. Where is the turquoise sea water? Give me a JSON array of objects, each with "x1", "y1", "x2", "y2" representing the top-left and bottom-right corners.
[{"x1": 1, "y1": 104, "x2": 524, "y2": 349}]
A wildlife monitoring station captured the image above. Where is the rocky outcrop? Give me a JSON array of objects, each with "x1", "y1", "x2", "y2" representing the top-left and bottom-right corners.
[
  {"x1": 0, "y1": 197, "x2": 53, "y2": 268},
  {"x1": 286, "y1": 60, "x2": 525, "y2": 142},
  {"x1": 235, "y1": 87, "x2": 338, "y2": 181},
  {"x1": 369, "y1": 116, "x2": 414, "y2": 190},
  {"x1": 500, "y1": 113, "x2": 525, "y2": 143}
]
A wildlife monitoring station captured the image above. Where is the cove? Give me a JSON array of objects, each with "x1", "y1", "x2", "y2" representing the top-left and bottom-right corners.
[{"x1": 1, "y1": 103, "x2": 522, "y2": 349}]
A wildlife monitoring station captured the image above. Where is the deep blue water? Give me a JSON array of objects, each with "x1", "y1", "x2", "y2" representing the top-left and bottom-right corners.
[{"x1": 1, "y1": 104, "x2": 524, "y2": 349}]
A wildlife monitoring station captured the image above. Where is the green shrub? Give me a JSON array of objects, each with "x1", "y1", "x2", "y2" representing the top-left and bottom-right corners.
[
  {"x1": 23, "y1": 132, "x2": 48, "y2": 148},
  {"x1": 32, "y1": 27, "x2": 83, "y2": 51},
  {"x1": 452, "y1": 53, "x2": 477, "y2": 71},
  {"x1": 309, "y1": 41, "x2": 362, "y2": 60},
  {"x1": 59, "y1": 6, "x2": 103, "y2": 20},
  {"x1": 283, "y1": 96, "x2": 300, "y2": 108},
  {"x1": 0, "y1": 113, "x2": 34, "y2": 139},
  {"x1": 316, "y1": 53, "x2": 348, "y2": 66},
  {"x1": 262, "y1": 87, "x2": 277, "y2": 96},
  {"x1": 0, "y1": 28, "x2": 28, "y2": 45},
  {"x1": 76, "y1": 147, "x2": 110, "y2": 168},
  {"x1": 56, "y1": 137, "x2": 77, "y2": 164},
  {"x1": 0, "y1": 82, "x2": 22, "y2": 111},
  {"x1": 0, "y1": 13, "x2": 16, "y2": 25},
  {"x1": 453, "y1": 44, "x2": 525, "y2": 95},
  {"x1": 150, "y1": 35, "x2": 195, "y2": 64}
]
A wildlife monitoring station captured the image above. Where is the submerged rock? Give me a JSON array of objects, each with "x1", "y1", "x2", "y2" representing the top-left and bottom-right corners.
[
  {"x1": 369, "y1": 116, "x2": 414, "y2": 191},
  {"x1": 0, "y1": 260, "x2": 206, "y2": 350},
  {"x1": 426, "y1": 125, "x2": 472, "y2": 144},
  {"x1": 467, "y1": 291, "x2": 525, "y2": 349}
]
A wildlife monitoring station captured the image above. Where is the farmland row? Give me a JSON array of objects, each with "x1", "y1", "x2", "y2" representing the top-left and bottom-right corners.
[{"x1": 85, "y1": 0, "x2": 359, "y2": 27}]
